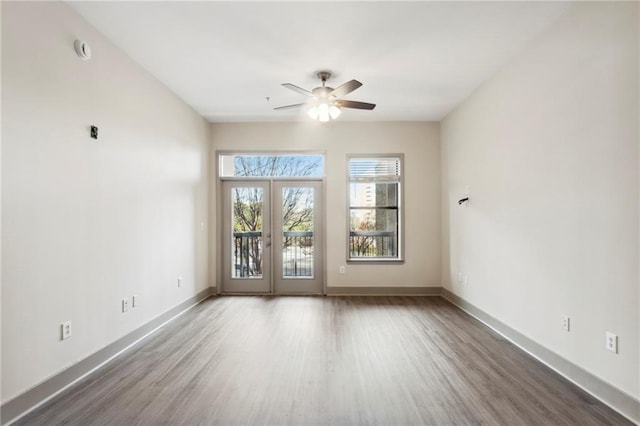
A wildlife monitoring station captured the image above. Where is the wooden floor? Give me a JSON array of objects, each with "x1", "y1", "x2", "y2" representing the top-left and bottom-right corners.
[{"x1": 17, "y1": 296, "x2": 631, "y2": 425}]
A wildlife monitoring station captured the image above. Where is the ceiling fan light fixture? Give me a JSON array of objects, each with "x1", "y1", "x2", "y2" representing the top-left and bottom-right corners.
[
  {"x1": 317, "y1": 103, "x2": 330, "y2": 122},
  {"x1": 329, "y1": 105, "x2": 341, "y2": 120},
  {"x1": 307, "y1": 106, "x2": 319, "y2": 120},
  {"x1": 307, "y1": 102, "x2": 340, "y2": 122}
]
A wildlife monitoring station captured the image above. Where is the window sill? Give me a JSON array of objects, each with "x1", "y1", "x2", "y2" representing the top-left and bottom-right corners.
[{"x1": 347, "y1": 258, "x2": 405, "y2": 265}]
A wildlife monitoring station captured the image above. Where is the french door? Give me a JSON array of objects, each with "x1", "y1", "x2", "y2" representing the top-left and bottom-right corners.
[{"x1": 221, "y1": 180, "x2": 323, "y2": 294}]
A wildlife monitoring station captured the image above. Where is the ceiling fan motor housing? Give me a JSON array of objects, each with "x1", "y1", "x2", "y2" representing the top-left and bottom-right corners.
[{"x1": 312, "y1": 86, "x2": 333, "y2": 99}]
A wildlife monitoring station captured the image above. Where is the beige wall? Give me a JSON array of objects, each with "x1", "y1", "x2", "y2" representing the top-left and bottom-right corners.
[
  {"x1": 1, "y1": 2, "x2": 210, "y2": 402},
  {"x1": 442, "y1": 1, "x2": 639, "y2": 401},
  {"x1": 210, "y1": 122, "x2": 441, "y2": 290}
]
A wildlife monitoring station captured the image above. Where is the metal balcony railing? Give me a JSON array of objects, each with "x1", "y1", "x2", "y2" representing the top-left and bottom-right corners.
[
  {"x1": 233, "y1": 231, "x2": 314, "y2": 278},
  {"x1": 349, "y1": 230, "x2": 396, "y2": 257},
  {"x1": 233, "y1": 231, "x2": 262, "y2": 277},
  {"x1": 282, "y1": 231, "x2": 313, "y2": 277}
]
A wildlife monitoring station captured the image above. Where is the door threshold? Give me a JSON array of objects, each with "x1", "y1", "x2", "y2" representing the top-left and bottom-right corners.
[{"x1": 220, "y1": 292, "x2": 325, "y2": 296}]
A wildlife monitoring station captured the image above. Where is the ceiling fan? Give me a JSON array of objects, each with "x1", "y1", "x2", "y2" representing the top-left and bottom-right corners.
[{"x1": 274, "y1": 71, "x2": 376, "y2": 122}]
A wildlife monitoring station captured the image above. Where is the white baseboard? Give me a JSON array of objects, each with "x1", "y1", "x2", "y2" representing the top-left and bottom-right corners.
[
  {"x1": 441, "y1": 288, "x2": 640, "y2": 425},
  {"x1": 326, "y1": 286, "x2": 442, "y2": 296},
  {"x1": 1, "y1": 287, "x2": 214, "y2": 425}
]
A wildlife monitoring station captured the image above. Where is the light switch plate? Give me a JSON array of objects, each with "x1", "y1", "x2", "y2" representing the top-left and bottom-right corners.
[
  {"x1": 61, "y1": 321, "x2": 72, "y2": 340},
  {"x1": 562, "y1": 315, "x2": 570, "y2": 332},
  {"x1": 606, "y1": 332, "x2": 618, "y2": 353}
]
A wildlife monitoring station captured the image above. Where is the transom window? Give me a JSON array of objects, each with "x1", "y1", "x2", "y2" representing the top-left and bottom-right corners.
[
  {"x1": 219, "y1": 154, "x2": 324, "y2": 178},
  {"x1": 348, "y1": 155, "x2": 403, "y2": 261}
]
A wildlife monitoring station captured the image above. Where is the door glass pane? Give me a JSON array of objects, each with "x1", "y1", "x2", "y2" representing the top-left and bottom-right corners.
[
  {"x1": 282, "y1": 187, "x2": 313, "y2": 278},
  {"x1": 232, "y1": 187, "x2": 263, "y2": 278}
]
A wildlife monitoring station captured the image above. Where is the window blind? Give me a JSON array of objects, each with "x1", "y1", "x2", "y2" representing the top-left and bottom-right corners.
[{"x1": 349, "y1": 157, "x2": 401, "y2": 179}]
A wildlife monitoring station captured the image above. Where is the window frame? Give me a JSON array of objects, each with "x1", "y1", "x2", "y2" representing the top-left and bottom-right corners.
[{"x1": 346, "y1": 154, "x2": 404, "y2": 263}]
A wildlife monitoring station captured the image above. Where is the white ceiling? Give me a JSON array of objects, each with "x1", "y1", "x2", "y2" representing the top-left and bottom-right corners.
[{"x1": 69, "y1": 1, "x2": 572, "y2": 123}]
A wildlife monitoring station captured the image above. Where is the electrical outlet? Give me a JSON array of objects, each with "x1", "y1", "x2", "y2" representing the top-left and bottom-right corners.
[
  {"x1": 61, "y1": 321, "x2": 72, "y2": 340},
  {"x1": 122, "y1": 298, "x2": 129, "y2": 313},
  {"x1": 457, "y1": 272, "x2": 463, "y2": 284},
  {"x1": 606, "y1": 332, "x2": 618, "y2": 353},
  {"x1": 339, "y1": 266, "x2": 345, "y2": 274},
  {"x1": 562, "y1": 315, "x2": 570, "y2": 332},
  {"x1": 463, "y1": 275, "x2": 469, "y2": 286},
  {"x1": 132, "y1": 295, "x2": 139, "y2": 308},
  {"x1": 177, "y1": 277, "x2": 182, "y2": 288}
]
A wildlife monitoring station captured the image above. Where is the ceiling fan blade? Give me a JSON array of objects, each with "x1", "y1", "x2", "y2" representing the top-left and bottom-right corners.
[
  {"x1": 330, "y1": 79, "x2": 362, "y2": 98},
  {"x1": 337, "y1": 100, "x2": 376, "y2": 110},
  {"x1": 281, "y1": 83, "x2": 312, "y2": 96},
  {"x1": 274, "y1": 103, "x2": 306, "y2": 111}
]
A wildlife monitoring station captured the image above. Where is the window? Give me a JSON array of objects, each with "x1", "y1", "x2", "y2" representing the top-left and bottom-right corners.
[
  {"x1": 348, "y1": 155, "x2": 402, "y2": 261},
  {"x1": 219, "y1": 154, "x2": 324, "y2": 178}
]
